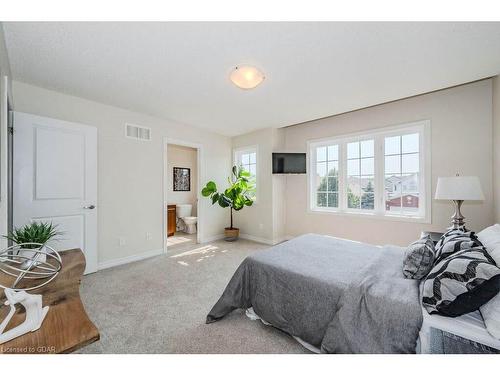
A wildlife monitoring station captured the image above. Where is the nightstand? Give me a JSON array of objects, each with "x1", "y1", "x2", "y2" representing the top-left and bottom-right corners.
[{"x1": 421, "y1": 231, "x2": 444, "y2": 244}]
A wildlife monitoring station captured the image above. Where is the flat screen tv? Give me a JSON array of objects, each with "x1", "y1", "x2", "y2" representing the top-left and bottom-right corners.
[{"x1": 272, "y1": 153, "x2": 306, "y2": 174}]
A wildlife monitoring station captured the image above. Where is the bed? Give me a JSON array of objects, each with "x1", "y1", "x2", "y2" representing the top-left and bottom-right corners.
[{"x1": 206, "y1": 233, "x2": 423, "y2": 353}]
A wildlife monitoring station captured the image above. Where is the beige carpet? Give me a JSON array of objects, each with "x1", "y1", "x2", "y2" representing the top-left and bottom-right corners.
[{"x1": 78, "y1": 234, "x2": 308, "y2": 353}]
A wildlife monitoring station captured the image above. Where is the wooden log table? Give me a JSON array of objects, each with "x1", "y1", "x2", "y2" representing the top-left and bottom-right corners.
[{"x1": 0, "y1": 249, "x2": 99, "y2": 354}]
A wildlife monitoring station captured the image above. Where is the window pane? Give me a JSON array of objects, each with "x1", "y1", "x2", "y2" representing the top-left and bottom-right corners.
[
  {"x1": 361, "y1": 140, "x2": 374, "y2": 158},
  {"x1": 316, "y1": 147, "x2": 327, "y2": 162},
  {"x1": 347, "y1": 159, "x2": 360, "y2": 176},
  {"x1": 402, "y1": 193, "x2": 419, "y2": 214},
  {"x1": 327, "y1": 193, "x2": 338, "y2": 208},
  {"x1": 386, "y1": 196, "x2": 402, "y2": 212},
  {"x1": 327, "y1": 145, "x2": 338, "y2": 161},
  {"x1": 385, "y1": 136, "x2": 400, "y2": 155},
  {"x1": 241, "y1": 153, "x2": 250, "y2": 165},
  {"x1": 327, "y1": 161, "x2": 339, "y2": 176},
  {"x1": 401, "y1": 173, "x2": 419, "y2": 213},
  {"x1": 316, "y1": 162, "x2": 327, "y2": 177},
  {"x1": 361, "y1": 176, "x2": 375, "y2": 192},
  {"x1": 317, "y1": 176, "x2": 327, "y2": 192},
  {"x1": 385, "y1": 174, "x2": 402, "y2": 196},
  {"x1": 402, "y1": 153, "x2": 419, "y2": 173},
  {"x1": 327, "y1": 176, "x2": 338, "y2": 192},
  {"x1": 402, "y1": 133, "x2": 419, "y2": 154},
  {"x1": 347, "y1": 142, "x2": 359, "y2": 159},
  {"x1": 385, "y1": 155, "x2": 400, "y2": 174},
  {"x1": 347, "y1": 190, "x2": 360, "y2": 209},
  {"x1": 360, "y1": 157, "x2": 374, "y2": 175},
  {"x1": 401, "y1": 173, "x2": 419, "y2": 193},
  {"x1": 249, "y1": 152, "x2": 256, "y2": 164},
  {"x1": 361, "y1": 193, "x2": 374, "y2": 210},
  {"x1": 317, "y1": 193, "x2": 327, "y2": 207},
  {"x1": 248, "y1": 164, "x2": 256, "y2": 176}
]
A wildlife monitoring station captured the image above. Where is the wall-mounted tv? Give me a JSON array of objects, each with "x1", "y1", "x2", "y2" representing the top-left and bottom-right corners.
[{"x1": 272, "y1": 153, "x2": 306, "y2": 174}]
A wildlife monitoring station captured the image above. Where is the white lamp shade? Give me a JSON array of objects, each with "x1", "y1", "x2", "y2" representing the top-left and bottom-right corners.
[
  {"x1": 230, "y1": 66, "x2": 265, "y2": 89},
  {"x1": 434, "y1": 176, "x2": 484, "y2": 201}
]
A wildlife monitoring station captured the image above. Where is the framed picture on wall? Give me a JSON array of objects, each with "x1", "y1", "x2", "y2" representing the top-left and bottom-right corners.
[{"x1": 173, "y1": 167, "x2": 191, "y2": 191}]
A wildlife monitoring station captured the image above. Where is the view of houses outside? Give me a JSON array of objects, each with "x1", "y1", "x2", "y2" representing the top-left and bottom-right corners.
[{"x1": 314, "y1": 132, "x2": 420, "y2": 214}]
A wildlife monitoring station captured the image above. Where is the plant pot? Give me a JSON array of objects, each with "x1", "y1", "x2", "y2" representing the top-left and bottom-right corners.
[
  {"x1": 224, "y1": 228, "x2": 239, "y2": 242},
  {"x1": 17, "y1": 245, "x2": 47, "y2": 270}
]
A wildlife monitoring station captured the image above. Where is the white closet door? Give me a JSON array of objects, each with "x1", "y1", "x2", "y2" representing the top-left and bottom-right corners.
[{"x1": 13, "y1": 112, "x2": 98, "y2": 273}]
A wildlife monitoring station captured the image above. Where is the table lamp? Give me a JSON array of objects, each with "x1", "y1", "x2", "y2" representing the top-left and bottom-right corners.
[{"x1": 434, "y1": 175, "x2": 484, "y2": 229}]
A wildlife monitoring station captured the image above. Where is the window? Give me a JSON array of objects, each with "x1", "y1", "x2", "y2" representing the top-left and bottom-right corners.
[
  {"x1": 309, "y1": 121, "x2": 430, "y2": 221},
  {"x1": 234, "y1": 146, "x2": 257, "y2": 200},
  {"x1": 315, "y1": 144, "x2": 339, "y2": 208}
]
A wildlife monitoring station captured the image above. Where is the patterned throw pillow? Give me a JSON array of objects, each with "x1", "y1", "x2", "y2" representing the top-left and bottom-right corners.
[
  {"x1": 402, "y1": 235, "x2": 435, "y2": 279},
  {"x1": 434, "y1": 228, "x2": 483, "y2": 263},
  {"x1": 422, "y1": 246, "x2": 500, "y2": 317}
]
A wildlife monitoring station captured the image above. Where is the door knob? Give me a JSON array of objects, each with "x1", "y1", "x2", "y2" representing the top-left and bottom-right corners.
[{"x1": 83, "y1": 205, "x2": 96, "y2": 210}]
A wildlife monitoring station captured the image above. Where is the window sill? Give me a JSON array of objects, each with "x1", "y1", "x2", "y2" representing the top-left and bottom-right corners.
[{"x1": 308, "y1": 207, "x2": 431, "y2": 224}]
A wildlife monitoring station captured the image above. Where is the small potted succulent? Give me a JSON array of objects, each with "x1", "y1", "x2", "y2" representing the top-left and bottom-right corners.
[
  {"x1": 201, "y1": 166, "x2": 255, "y2": 241},
  {"x1": 4, "y1": 222, "x2": 62, "y2": 269}
]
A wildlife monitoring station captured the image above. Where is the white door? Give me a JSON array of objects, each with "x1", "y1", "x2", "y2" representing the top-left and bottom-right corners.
[{"x1": 13, "y1": 112, "x2": 98, "y2": 273}]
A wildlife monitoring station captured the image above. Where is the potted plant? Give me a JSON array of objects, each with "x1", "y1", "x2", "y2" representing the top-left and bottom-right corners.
[
  {"x1": 201, "y1": 165, "x2": 255, "y2": 241},
  {"x1": 4, "y1": 222, "x2": 62, "y2": 269}
]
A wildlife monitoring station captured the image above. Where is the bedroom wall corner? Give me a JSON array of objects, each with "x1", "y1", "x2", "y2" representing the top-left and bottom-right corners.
[
  {"x1": 11, "y1": 81, "x2": 232, "y2": 266},
  {"x1": 283, "y1": 79, "x2": 494, "y2": 246},
  {"x1": 493, "y1": 75, "x2": 500, "y2": 224}
]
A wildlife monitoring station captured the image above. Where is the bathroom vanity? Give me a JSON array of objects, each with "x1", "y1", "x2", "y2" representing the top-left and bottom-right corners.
[{"x1": 167, "y1": 204, "x2": 176, "y2": 237}]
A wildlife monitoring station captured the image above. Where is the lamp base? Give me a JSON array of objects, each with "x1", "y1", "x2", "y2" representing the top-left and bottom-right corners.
[{"x1": 450, "y1": 200, "x2": 466, "y2": 230}]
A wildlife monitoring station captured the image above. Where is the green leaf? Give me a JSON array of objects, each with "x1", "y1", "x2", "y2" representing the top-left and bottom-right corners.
[
  {"x1": 201, "y1": 187, "x2": 212, "y2": 197},
  {"x1": 211, "y1": 192, "x2": 219, "y2": 205},
  {"x1": 206, "y1": 181, "x2": 216, "y2": 191}
]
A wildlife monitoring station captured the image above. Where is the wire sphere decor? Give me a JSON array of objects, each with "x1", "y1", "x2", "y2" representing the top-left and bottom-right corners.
[{"x1": 0, "y1": 243, "x2": 62, "y2": 291}]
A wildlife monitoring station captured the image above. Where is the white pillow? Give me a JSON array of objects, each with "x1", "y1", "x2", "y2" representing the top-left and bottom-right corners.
[
  {"x1": 480, "y1": 293, "x2": 500, "y2": 339},
  {"x1": 477, "y1": 224, "x2": 500, "y2": 339},
  {"x1": 477, "y1": 224, "x2": 500, "y2": 265}
]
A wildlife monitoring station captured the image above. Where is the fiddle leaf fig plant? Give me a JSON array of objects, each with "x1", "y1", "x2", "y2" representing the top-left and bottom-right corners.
[{"x1": 201, "y1": 165, "x2": 255, "y2": 229}]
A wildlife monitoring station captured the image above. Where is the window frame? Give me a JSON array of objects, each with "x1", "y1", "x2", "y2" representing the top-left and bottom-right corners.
[
  {"x1": 308, "y1": 120, "x2": 431, "y2": 223},
  {"x1": 233, "y1": 145, "x2": 258, "y2": 203}
]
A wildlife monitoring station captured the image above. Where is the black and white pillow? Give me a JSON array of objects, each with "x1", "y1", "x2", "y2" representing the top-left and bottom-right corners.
[
  {"x1": 422, "y1": 246, "x2": 500, "y2": 317},
  {"x1": 402, "y1": 235, "x2": 435, "y2": 279},
  {"x1": 434, "y1": 228, "x2": 483, "y2": 263}
]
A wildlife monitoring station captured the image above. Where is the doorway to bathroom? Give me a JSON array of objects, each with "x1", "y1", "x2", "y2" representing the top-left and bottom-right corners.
[{"x1": 163, "y1": 138, "x2": 202, "y2": 254}]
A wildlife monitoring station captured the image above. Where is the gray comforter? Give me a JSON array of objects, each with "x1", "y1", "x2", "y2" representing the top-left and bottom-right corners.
[{"x1": 206, "y1": 234, "x2": 423, "y2": 353}]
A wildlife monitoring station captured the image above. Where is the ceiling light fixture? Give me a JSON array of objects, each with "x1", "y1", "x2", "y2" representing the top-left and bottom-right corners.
[{"x1": 230, "y1": 65, "x2": 265, "y2": 90}]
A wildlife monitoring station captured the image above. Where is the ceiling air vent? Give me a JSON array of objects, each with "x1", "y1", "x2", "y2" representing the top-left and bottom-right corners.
[{"x1": 125, "y1": 123, "x2": 151, "y2": 141}]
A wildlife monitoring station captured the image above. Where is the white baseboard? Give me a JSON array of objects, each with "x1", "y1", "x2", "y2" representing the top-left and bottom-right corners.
[
  {"x1": 200, "y1": 233, "x2": 225, "y2": 243},
  {"x1": 239, "y1": 233, "x2": 275, "y2": 245},
  {"x1": 98, "y1": 248, "x2": 164, "y2": 271}
]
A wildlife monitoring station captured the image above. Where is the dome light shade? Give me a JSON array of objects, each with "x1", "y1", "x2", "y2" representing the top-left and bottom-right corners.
[{"x1": 230, "y1": 65, "x2": 265, "y2": 89}]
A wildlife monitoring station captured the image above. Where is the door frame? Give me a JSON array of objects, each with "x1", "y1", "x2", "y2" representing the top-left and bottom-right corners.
[{"x1": 163, "y1": 137, "x2": 203, "y2": 254}]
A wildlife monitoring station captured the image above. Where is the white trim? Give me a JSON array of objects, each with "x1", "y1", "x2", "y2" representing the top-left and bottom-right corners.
[
  {"x1": 200, "y1": 233, "x2": 225, "y2": 243},
  {"x1": 239, "y1": 233, "x2": 290, "y2": 245},
  {"x1": 98, "y1": 248, "x2": 163, "y2": 271},
  {"x1": 163, "y1": 137, "x2": 203, "y2": 255},
  {"x1": 307, "y1": 120, "x2": 431, "y2": 223},
  {"x1": 239, "y1": 233, "x2": 274, "y2": 245}
]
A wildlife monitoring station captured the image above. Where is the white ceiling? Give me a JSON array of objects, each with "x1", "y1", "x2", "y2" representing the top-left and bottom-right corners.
[{"x1": 3, "y1": 22, "x2": 500, "y2": 136}]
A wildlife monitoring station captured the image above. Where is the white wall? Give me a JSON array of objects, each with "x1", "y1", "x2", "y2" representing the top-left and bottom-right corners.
[
  {"x1": 494, "y1": 76, "x2": 500, "y2": 223},
  {"x1": 282, "y1": 79, "x2": 494, "y2": 246},
  {"x1": 0, "y1": 25, "x2": 12, "y2": 248},
  {"x1": 167, "y1": 144, "x2": 198, "y2": 216},
  {"x1": 12, "y1": 81, "x2": 231, "y2": 266},
  {"x1": 232, "y1": 128, "x2": 275, "y2": 243},
  {"x1": 231, "y1": 127, "x2": 288, "y2": 245}
]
